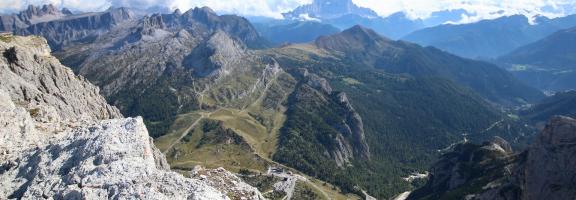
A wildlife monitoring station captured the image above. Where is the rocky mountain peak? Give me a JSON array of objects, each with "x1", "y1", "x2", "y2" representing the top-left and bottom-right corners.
[
  {"x1": 61, "y1": 8, "x2": 73, "y2": 15},
  {"x1": 23, "y1": 4, "x2": 61, "y2": 18},
  {"x1": 341, "y1": 25, "x2": 385, "y2": 40},
  {"x1": 282, "y1": 0, "x2": 379, "y2": 20},
  {"x1": 0, "y1": 4, "x2": 75, "y2": 30},
  {"x1": 106, "y1": 7, "x2": 135, "y2": 24},
  {"x1": 205, "y1": 30, "x2": 246, "y2": 76},
  {"x1": 184, "y1": 6, "x2": 219, "y2": 23},
  {"x1": 315, "y1": 25, "x2": 391, "y2": 54},
  {"x1": 173, "y1": 8, "x2": 182, "y2": 16}
]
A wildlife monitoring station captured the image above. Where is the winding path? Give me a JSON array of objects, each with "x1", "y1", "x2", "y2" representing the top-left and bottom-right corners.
[{"x1": 162, "y1": 112, "x2": 211, "y2": 154}]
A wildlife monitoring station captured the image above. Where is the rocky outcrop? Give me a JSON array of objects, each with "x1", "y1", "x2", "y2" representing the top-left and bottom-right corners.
[
  {"x1": 302, "y1": 69, "x2": 333, "y2": 94},
  {"x1": 408, "y1": 116, "x2": 576, "y2": 200},
  {"x1": 0, "y1": 114, "x2": 227, "y2": 199},
  {"x1": 304, "y1": 70, "x2": 370, "y2": 161},
  {"x1": 523, "y1": 116, "x2": 576, "y2": 200},
  {"x1": 286, "y1": 69, "x2": 370, "y2": 166},
  {"x1": 0, "y1": 35, "x2": 122, "y2": 121},
  {"x1": 0, "y1": 35, "x2": 263, "y2": 199},
  {"x1": 184, "y1": 31, "x2": 246, "y2": 77},
  {"x1": 411, "y1": 137, "x2": 514, "y2": 197},
  {"x1": 336, "y1": 92, "x2": 370, "y2": 160},
  {"x1": 191, "y1": 166, "x2": 265, "y2": 200}
]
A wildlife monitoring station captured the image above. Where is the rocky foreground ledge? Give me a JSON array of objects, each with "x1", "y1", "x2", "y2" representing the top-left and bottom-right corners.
[{"x1": 0, "y1": 35, "x2": 263, "y2": 199}]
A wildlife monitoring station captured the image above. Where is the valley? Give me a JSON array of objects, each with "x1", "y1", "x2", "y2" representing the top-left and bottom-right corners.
[{"x1": 2, "y1": 1, "x2": 576, "y2": 199}]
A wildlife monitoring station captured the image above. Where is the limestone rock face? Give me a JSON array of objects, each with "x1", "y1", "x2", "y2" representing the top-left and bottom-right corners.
[
  {"x1": 0, "y1": 116, "x2": 228, "y2": 200},
  {"x1": 524, "y1": 116, "x2": 576, "y2": 200},
  {"x1": 191, "y1": 166, "x2": 266, "y2": 200},
  {"x1": 0, "y1": 35, "x2": 122, "y2": 121}
]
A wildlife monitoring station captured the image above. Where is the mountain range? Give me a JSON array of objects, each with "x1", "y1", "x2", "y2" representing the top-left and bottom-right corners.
[
  {"x1": 0, "y1": 4, "x2": 72, "y2": 32},
  {"x1": 253, "y1": 20, "x2": 340, "y2": 44},
  {"x1": 404, "y1": 14, "x2": 576, "y2": 59},
  {"x1": 276, "y1": 0, "x2": 425, "y2": 40},
  {"x1": 1, "y1": 3, "x2": 575, "y2": 200},
  {"x1": 498, "y1": 27, "x2": 576, "y2": 92}
]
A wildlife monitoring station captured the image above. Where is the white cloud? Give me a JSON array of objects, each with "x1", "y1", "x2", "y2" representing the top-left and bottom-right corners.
[
  {"x1": 1, "y1": 0, "x2": 575, "y2": 22},
  {"x1": 167, "y1": 0, "x2": 312, "y2": 18},
  {"x1": 353, "y1": 0, "x2": 576, "y2": 22}
]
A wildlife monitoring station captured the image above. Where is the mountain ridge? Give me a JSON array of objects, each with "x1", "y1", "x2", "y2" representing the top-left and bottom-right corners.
[
  {"x1": 316, "y1": 25, "x2": 544, "y2": 105},
  {"x1": 497, "y1": 26, "x2": 576, "y2": 92},
  {"x1": 404, "y1": 14, "x2": 576, "y2": 58}
]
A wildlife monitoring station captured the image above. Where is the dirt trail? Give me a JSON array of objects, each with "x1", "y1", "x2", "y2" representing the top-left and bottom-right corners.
[{"x1": 162, "y1": 112, "x2": 211, "y2": 154}]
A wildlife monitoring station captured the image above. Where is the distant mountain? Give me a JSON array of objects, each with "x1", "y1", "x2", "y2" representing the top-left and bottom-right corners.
[
  {"x1": 501, "y1": 27, "x2": 576, "y2": 68},
  {"x1": 282, "y1": 0, "x2": 378, "y2": 20},
  {"x1": 498, "y1": 27, "x2": 576, "y2": 92},
  {"x1": 404, "y1": 14, "x2": 576, "y2": 58},
  {"x1": 408, "y1": 116, "x2": 576, "y2": 200},
  {"x1": 0, "y1": 4, "x2": 72, "y2": 32},
  {"x1": 254, "y1": 21, "x2": 340, "y2": 44},
  {"x1": 316, "y1": 25, "x2": 544, "y2": 105},
  {"x1": 281, "y1": 0, "x2": 424, "y2": 39},
  {"x1": 15, "y1": 7, "x2": 134, "y2": 50},
  {"x1": 324, "y1": 12, "x2": 425, "y2": 39}
]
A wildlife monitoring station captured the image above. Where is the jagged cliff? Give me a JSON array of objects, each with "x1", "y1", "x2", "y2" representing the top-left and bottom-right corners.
[
  {"x1": 0, "y1": 35, "x2": 122, "y2": 121},
  {"x1": 0, "y1": 35, "x2": 264, "y2": 200},
  {"x1": 408, "y1": 116, "x2": 576, "y2": 200},
  {"x1": 299, "y1": 69, "x2": 370, "y2": 165},
  {"x1": 17, "y1": 7, "x2": 135, "y2": 50},
  {"x1": 1, "y1": 5, "x2": 135, "y2": 50},
  {"x1": 0, "y1": 4, "x2": 71, "y2": 32}
]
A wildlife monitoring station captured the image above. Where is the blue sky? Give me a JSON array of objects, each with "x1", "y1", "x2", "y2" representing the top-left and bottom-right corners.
[{"x1": 2, "y1": 0, "x2": 576, "y2": 23}]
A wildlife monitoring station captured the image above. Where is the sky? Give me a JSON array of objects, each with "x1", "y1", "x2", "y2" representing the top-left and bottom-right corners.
[{"x1": 1, "y1": 0, "x2": 575, "y2": 23}]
